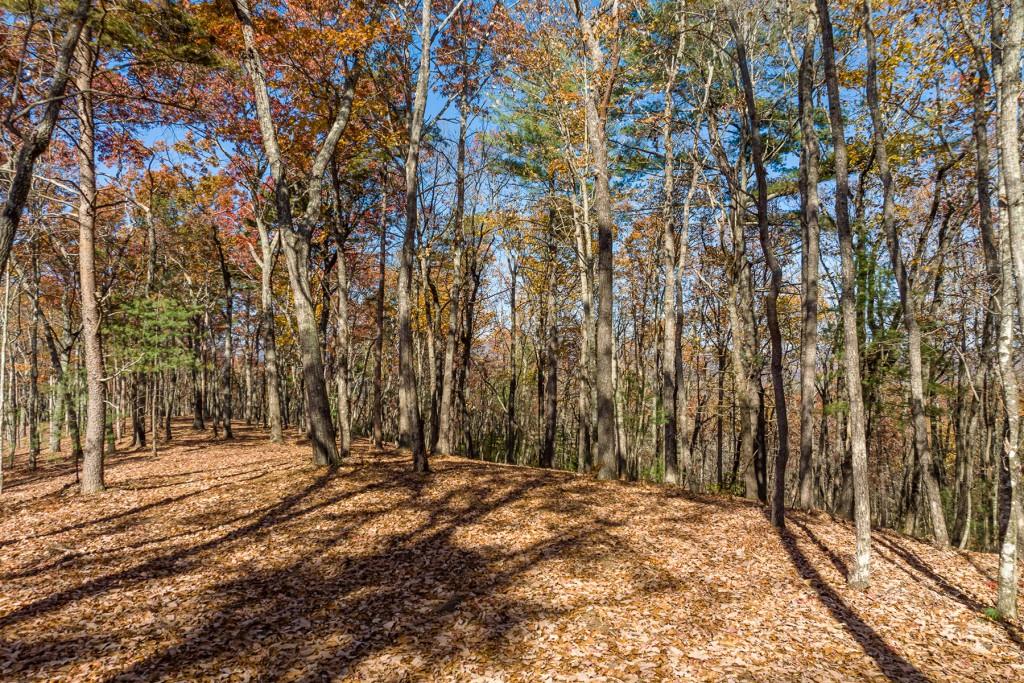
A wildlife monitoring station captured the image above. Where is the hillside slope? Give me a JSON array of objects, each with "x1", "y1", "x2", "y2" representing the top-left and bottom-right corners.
[{"x1": 0, "y1": 425, "x2": 1021, "y2": 681}]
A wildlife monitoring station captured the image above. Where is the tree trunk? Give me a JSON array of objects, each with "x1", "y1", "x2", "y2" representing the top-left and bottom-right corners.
[
  {"x1": 398, "y1": 0, "x2": 431, "y2": 472},
  {"x1": 282, "y1": 232, "x2": 339, "y2": 465},
  {"x1": 256, "y1": 220, "x2": 282, "y2": 442},
  {"x1": 995, "y1": 0, "x2": 1024, "y2": 619},
  {"x1": 732, "y1": 13, "x2": 790, "y2": 525},
  {"x1": 28, "y1": 243, "x2": 40, "y2": 469},
  {"x1": 572, "y1": 178, "x2": 595, "y2": 472},
  {"x1": 231, "y1": 0, "x2": 355, "y2": 467},
  {"x1": 76, "y1": 30, "x2": 105, "y2": 495},
  {"x1": 540, "y1": 219, "x2": 558, "y2": 469},
  {"x1": 374, "y1": 199, "x2": 386, "y2": 449},
  {"x1": 576, "y1": 6, "x2": 618, "y2": 481},
  {"x1": 817, "y1": 0, "x2": 872, "y2": 588},
  {"x1": 436, "y1": 98, "x2": 468, "y2": 456},
  {"x1": 660, "y1": 42, "x2": 681, "y2": 485},
  {"x1": 797, "y1": 21, "x2": 820, "y2": 510},
  {"x1": 335, "y1": 236, "x2": 352, "y2": 459},
  {"x1": 212, "y1": 222, "x2": 234, "y2": 440},
  {"x1": 506, "y1": 260, "x2": 519, "y2": 464}
]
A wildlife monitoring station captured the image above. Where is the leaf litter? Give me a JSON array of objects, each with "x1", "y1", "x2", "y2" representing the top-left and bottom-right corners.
[{"x1": 0, "y1": 424, "x2": 1022, "y2": 681}]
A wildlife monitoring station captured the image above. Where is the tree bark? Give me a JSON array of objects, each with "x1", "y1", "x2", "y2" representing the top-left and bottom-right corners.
[
  {"x1": 797, "y1": 20, "x2": 820, "y2": 510},
  {"x1": 506, "y1": 259, "x2": 519, "y2": 464},
  {"x1": 659, "y1": 15, "x2": 685, "y2": 485},
  {"x1": 575, "y1": 2, "x2": 619, "y2": 481},
  {"x1": 373, "y1": 196, "x2": 386, "y2": 449},
  {"x1": 732, "y1": 13, "x2": 791, "y2": 525},
  {"x1": 817, "y1": 0, "x2": 872, "y2": 588},
  {"x1": 436, "y1": 95, "x2": 468, "y2": 456},
  {"x1": 994, "y1": 0, "x2": 1024, "y2": 619},
  {"x1": 398, "y1": 0, "x2": 431, "y2": 472},
  {"x1": 256, "y1": 218, "x2": 282, "y2": 442},
  {"x1": 334, "y1": 231, "x2": 352, "y2": 460},
  {"x1": 76, "y1": 29, "x2": 105, "y2": 494},
  {"x1": 211, "y1": 222, "x2": 234, "y2": 440}
]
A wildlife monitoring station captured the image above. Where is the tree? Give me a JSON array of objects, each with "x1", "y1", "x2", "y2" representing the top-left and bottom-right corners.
[
  {"x1": 229, "y1": 0, "x2": 365, "y2": 467},
  {"x1": 816, "y1": 0, "x2": 872, "y2": 588}
]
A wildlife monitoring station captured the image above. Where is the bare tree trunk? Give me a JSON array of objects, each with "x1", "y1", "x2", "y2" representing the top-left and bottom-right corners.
[
  {"x1": 256, "y1": 219, "x2": 282, "y2": 442},
  {"x1": 76, "y1": 29, "x2": 105, "y2": 494},
  {"x1": 231, "y1": 0, "x2": 355, "y2": 467},
  {"x1": 0, "y1": 269, "x2": 10, "y2": 493},
  {"x1": 659, "y1": 18, "x2": 684, "y2": 485},
  {"x1": 211, "y1": 222, "x2": 234, "y2": 440},
  {"x1": 817, "y1": 0, "x2": 872, "y2": 588},
  {"x1": 191, "y1": 320, "x2": 205, "y2": 430},
  {"x1": 732, "y1": 13, "x2": 790, "y2": 525},
  {"x1": 996, "y1": 192, "x2": 1021, "y2": 618},
  {"x1": 436, "y1": 98, "x2": 468, "y2": 456},
  {"x1": 28, "y1": 243, "x2": 40, "y2": 469},
  {"x1": 49, "y1": 374, "x2": 63, "y2": 453},
  {"x1": 506, "y1": 260, "x2": 519, "y2": 465},
  {"x1": 335, "y1": 236, "x2": 352, "y2": 459},
  {"x1": 398, "y1": 0, "x2": 431, "y2": 471},
  {"x1": 575, "y1": 3, "x2": 619, "y2": 481},
  {"x1": 540, "y1": 215, "x2": 558, "y2": 469},
  {"x1": 374, "y1": 198, "x2": 386, "y2": 449},
  {"x1": 797, "y1": 21, "x2": 820, "y2": 510},
  {"x1": 995, "y1": 0, "x2": 1024, "y2": 619},
  {"x1": 572, "y1": 179, "x2": 594, "y2": 472}
]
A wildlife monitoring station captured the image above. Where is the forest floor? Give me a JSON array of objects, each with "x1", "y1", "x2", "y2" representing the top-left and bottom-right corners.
[{"x1": 0, "y1": 423, "x2": 1023, "y2": 682}]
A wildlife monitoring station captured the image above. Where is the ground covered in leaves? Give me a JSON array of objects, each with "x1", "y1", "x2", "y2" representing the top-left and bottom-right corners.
[{"x1": 1, "y1": 424, "x2": 1023, "y2": 682}]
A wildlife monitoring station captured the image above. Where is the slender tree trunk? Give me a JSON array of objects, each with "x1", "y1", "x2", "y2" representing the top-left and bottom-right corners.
[
  {"x1": 212, "y1": 223, "x2": 234, "y2": 440},
  {"x1": 335, "y1": 237, "x2": 352, "y2": 459},
  {"x1": 256, "y1": 220, "x2": 282, "y2": 442},
  {"x1": 660, "y1": 44, "x2": 681, "y2": 485},
  {"x1": 76, "y1": 30, "x2": 105, "y2": 494},
  {"x1": 436, "y1": 98, "x2": 468, "y2": 456},
  {"x1": 995, "y1": 0, "x2": 1024, "y2": 619},
  {"x1": 996, "y1": 193, "x2": 1021, "y2": 618},
  {"x1": 817, "y1": 0, "x2": 872, "y2": 588},
  {"x1": 398, "y1": 0, "x2": 431, "y2": 471},
  {"x1": 540, "y1": 221, "x2": 558, "y2": 469},
  {"x1": 572, "y1": 180, "x2": 594, "y2": 472},
  {"x1": 190, "y1": 318, "x2": 204, "y2": 430},
  {"x1": 506, "y1": 261, "x2": 519, "y2": 464},
  {"x1": 0, "y1": 269, "x2": 9, "y2": 493},
  {"x1": 28, "y1": 243, "x2": 40, "y2": 469},
  {"x1": 374, "y1": 198, "x2": 386, "y2": 449},
  {"x1": 50, "y1": 368, "x2": 63, "y2": 453},
  {"x1": 797, "y1": 22, "x2": 820, "y2": 510},
  {"x1": 732, "y1": 14, "x2": 790, "y2": 525}
]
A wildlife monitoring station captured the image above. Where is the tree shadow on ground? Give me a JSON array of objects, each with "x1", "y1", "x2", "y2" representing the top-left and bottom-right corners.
[
  {"x1": 2, "y1": 451, "x2": 678, "y2": 680},
  {"x1": 873, "y1": 535, "x2": 1024, "y2": 650},
  {"x1": 777, "y1": 522, "x2": 929, "y2": 682}
]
